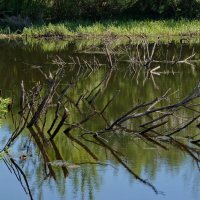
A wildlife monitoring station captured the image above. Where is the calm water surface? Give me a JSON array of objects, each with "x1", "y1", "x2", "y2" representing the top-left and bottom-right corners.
[{"x1": 0, "y1": 39, "x2": 200, "y2": 200}]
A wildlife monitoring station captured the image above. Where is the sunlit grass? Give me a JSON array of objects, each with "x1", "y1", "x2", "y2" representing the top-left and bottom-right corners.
[
  {"x1": 19, "y1": 19, "x2": 200, "y2": 52},
  {"x1": 21, "y1": 19, "x2": 200, "y2": 38},
  {"x1": 23, "y1": 23, "x2": 73, "y2": 37}
]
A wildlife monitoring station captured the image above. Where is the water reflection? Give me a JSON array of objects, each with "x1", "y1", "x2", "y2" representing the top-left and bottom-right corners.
[
  {"x1": 0, "y1": 39, "x2": 200, "y2": 200},
  {"x1": 1, "y1": 120, "x2": 200, "y2": 200}
]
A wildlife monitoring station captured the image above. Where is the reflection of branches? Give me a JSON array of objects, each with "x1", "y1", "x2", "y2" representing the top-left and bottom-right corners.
[
  {"x1": 121, "y1": 40, "x2": 196, "y2": 67},
  {"x1": 120, "y1": 40, "x2": 195, "y2": 88},
  {"x1": 170, "y1": 138, "x2": 200, "y2": 162},
  {"x1": 93, "y1": 135, "x2": 160, "y2": 194},
  {"x1": 64, "y1": 131, "x2": 98, "y2": 161},
  {"x1": 3, "y1": 46, "x2": 200, "y2": 198},
  {"x1": 3, "y1": 156, "x2": 33, "y2": 200},
  {"x1": 28, "y1": 127, "x2": 56, "y2": 179}
]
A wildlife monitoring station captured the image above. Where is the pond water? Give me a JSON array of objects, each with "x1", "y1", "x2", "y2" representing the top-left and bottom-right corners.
[{"x1": 0, "y1": 39, "x2": 200, "y2": 200}]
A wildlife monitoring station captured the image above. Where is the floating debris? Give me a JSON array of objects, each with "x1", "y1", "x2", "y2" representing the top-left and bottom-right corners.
[
  {"x1": 47, "y1": 160, "x2": 80, "y2": 169},
  {"x1": 19, "y1": 154, "x2": 27, "y2": 161}
]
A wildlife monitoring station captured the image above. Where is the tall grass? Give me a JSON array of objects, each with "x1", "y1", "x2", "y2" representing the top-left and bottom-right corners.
[
  {"x1": 23, "y1": 23, "x2": 72, "y2": 37},
  {"x1": 22, "y1": 20, "x2": 200, "y2": 38}
]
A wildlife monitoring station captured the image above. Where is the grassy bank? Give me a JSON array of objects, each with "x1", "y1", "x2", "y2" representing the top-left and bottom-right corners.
[
  {"x1": 1, "y1": 19, "x2": 200, "y2": 41},
  {"x1": 22, "y1": 20, "x2": 200, "y2": 39}
]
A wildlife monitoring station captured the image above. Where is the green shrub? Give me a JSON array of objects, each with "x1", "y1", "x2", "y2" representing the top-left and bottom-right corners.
[
  {"x1": 127, "y1": 0, "x2": 200, "y2": 19},
  {"x1": 0, "y1": 0, "x2": 200, "y2": 20}
]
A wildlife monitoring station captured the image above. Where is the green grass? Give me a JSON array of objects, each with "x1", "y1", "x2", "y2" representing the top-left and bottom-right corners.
[
  {"x1": 15, "y1": 19, "x2": 200, "y2": 52},
  {"x1": 0, "y1": 97, "x2": 10, "y2": 127},
  {"x1": 23, "y1": 23, "x2": 73, "y2": 38},
  {"x1": 0, "y1": 98, "x2": 10, "y2": 115},
  {"x1": 21, "y1": 20, "x2": 200, "y2": 39},
  {"x1": 2, "y1": 19, "x2": 200, "y2": 50}
]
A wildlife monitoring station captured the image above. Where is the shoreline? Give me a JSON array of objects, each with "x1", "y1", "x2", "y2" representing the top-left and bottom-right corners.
[
  {"x1": 1, "y1": 19, "x2": 200, "y2": 44},
  {"x1": 1, "y1": 32, "x2": 199, "y2": 41}
]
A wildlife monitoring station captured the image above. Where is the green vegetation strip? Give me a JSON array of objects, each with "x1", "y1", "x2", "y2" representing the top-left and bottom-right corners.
[{"x1": 21, "y1": 20, "x2": 200, "y2": 39}]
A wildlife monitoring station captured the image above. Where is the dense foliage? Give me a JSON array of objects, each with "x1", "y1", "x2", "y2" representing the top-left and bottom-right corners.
[
  {"x1": 0, "y1": 0, "x2": 200, "y2": 21},
  {"x1": 129, "y1": 0, "x2": 200, "y2": 19}
]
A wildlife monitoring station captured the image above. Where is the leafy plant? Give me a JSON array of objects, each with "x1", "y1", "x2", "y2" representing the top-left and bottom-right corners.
[{"x1": 0, "y1": 97, "x2": 10, "y2": 127}]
